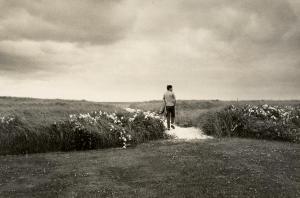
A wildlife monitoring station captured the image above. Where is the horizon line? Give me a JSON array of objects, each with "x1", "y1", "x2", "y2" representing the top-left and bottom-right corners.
[{"x1": 1, "y1": 95, "x2": 300, "y2": 103}]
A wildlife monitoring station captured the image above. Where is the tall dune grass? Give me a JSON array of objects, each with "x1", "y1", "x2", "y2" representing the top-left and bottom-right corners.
[
  {"x1": 0, "y1": 97, "x2": 166, "y2": 155},
  {"x1": 201, "y1": 104, "x2": 300, "y2": 143}
]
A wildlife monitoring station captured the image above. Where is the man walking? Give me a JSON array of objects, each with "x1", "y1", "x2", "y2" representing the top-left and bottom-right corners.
[{"x1": 163, "y1": 85, "x2": 176, "y2": 130}]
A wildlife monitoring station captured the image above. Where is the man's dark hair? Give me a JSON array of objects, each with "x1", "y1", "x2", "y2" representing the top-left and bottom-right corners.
[{"x1": 167, "y1": 85, "x2": 173, "y2": 90}]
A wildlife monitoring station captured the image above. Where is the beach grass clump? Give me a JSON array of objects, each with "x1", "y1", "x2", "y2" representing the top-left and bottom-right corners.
[
  {"x1": 0, "y1": 109, "x2": 166, "y2": 155},
  {"x1": 202, "y1": 104, "x2": 300, "y2": 143}
]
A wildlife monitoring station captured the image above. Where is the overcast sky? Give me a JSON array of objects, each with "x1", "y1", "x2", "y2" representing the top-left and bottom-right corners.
[{"x1": 0, "y1": 0, "x2": 299, "y2": 101}]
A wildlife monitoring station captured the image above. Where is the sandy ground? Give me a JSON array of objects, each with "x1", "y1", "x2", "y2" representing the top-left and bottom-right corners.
[{"x1": 165, "y1": 123, "x2": 213, "y2": 140}]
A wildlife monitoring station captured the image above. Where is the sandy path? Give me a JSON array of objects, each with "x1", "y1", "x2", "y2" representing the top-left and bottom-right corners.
[{"x1": 165, "y1": 124, "x2": 213, "y2": 140}]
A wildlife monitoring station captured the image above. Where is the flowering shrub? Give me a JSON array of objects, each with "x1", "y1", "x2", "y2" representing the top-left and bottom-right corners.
[
  {"x1": 0, "y1": 115, "x2": 17, "y2": 133},
  {"x1": 0, "y1": 115, "x2": 15, "y2": 125},
  {"x1": 64, "y1": 110, "x2": 164, "y2": 148},
  {"x1": 0, "y1": 109, "x2": 166, "y2": 154},
  {"x1": 202, "y1": 104, "x2": 300, "y2": 143}
]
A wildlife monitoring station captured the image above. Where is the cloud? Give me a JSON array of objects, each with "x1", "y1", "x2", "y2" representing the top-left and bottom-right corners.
[
  {"x1": 0, "y1": 40, "x2": 91, "y2": 76},
  {"x1": 0, "y1": 0, "x2": 136, "y2": 44},
  {"x1": 0, "y1": 0, "x2": 299, "y2": 100}
]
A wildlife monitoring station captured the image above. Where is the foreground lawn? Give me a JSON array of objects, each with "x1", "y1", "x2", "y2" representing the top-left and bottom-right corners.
[{"x1": 0, "y1": 138, "x2": 299, "y2": 198}]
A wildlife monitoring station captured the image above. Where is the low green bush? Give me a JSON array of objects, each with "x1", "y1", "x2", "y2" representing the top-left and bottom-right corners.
[
  {"x1": 0, "y1": 110, "x2": 166, "y2": 155},
  {"x1": 201, "y1": 104, "x2": 300, "y2": 143}
]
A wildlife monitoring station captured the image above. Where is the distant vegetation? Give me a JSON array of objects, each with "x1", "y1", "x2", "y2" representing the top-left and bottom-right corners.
[
  {"x1": 0, "y1": 96, "x2": 118, "y2": 127},
  {"x1": 128, "y1": 100, "x2": 226, "y2": 127},
  {"x1": 127, "y1": 100, "x2": 300, "y2": 126}
]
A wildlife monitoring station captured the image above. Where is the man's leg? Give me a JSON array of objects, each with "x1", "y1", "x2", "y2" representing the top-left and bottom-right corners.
[
  {"x1": 166, "y1": 107, "x2": 171, "y2": 129},
  {"x1": 170, "y1": 106, "x2": 175, "y2": 129}
]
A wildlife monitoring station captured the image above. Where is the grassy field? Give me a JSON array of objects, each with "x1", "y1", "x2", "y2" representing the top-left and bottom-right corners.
[
  {"x1": 0, "y1": 138, "x2": 299, "y2": 197},
  {"x1": 0, "y1": 97, "x2": 299, "y2": 197},
  {"x1": 0, "y1": 96, "x2": 120, "y2": 127}
]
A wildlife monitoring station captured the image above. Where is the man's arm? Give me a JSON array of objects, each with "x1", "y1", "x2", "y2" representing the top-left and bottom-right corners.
[
  {"x1": 163, "y1": 94, "x2": 166, "y2": 105},
  {"x1": 173, "y1": 93, "x2": 176, "y2": 106}
]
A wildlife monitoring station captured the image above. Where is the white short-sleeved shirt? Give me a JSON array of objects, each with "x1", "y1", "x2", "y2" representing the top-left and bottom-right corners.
[{"x1": 163, "y1": 91, "x2": 176, "y2": 106}]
